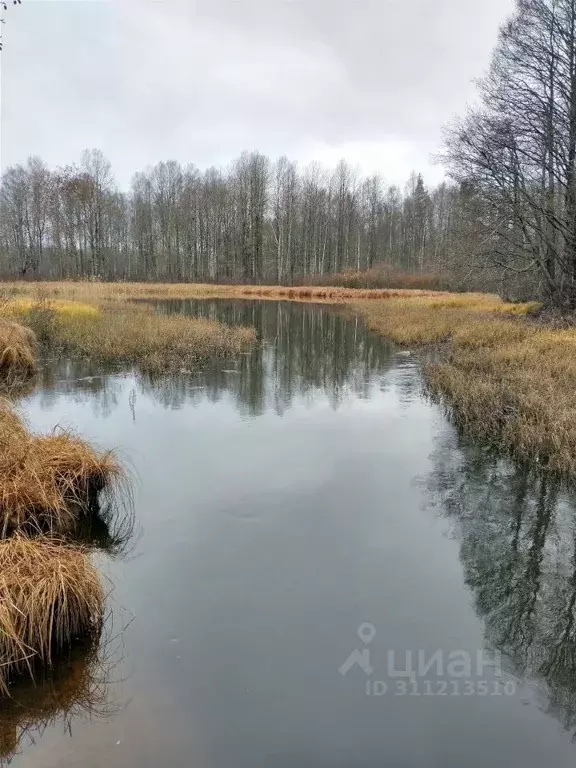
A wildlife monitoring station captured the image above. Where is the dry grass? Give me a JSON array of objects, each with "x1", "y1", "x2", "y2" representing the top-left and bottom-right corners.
[
  {"x1": 0, "y1": 319, "x2": 36, "y2": 387},
  {"x1": 299, "y1": 266, "x2": 450, "y2": 291},
  {"x1": 348, "y1": 294, "x2": 537, "y2": 344},
  {"x1": 0, "y1": 535, "x2": 103, "y2": 697},
  {"x1": 3, "y1": 298, "x2": 100, "y2": 320},
  {"x1": 350, "y1": 295, "x2": 576, "y2": 474},
  {"x1": 2, "y1": 279, "x2": 454, "y2": 303},
  {"x1": 0, "y1": 401, "x2": 125, "y2": 538},
  {"x1": 0, "y1": 287, "x2": 257, "y2": 373},
  {"x1": 6, "y1": 279, "x2": 576, "y2": 475},
  {"x1": 53, "y1": 303, "x2": 256, "y2": 373}
]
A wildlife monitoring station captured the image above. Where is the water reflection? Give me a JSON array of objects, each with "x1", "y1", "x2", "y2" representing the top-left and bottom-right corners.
[
  {"x1": 428, "y1": 429, "x2": 576, "y2": 736},
  {"x1": 33, "y1": 301, "x2": 415, "y2": 417},
  {"x1": 17, "y1": 298, "x2": 576, "y2": 766},
  {"x1": 0, "y1": 632, "x2": 121, "y2": 765}
]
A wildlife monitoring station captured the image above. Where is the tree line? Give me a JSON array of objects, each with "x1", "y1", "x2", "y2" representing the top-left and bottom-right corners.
[
  {"x1": 5, "y1": 0, "x2": 576, "y2": 304},
  {"x1": 0, "y1": 150, "x2": 480, "y2": 286}
]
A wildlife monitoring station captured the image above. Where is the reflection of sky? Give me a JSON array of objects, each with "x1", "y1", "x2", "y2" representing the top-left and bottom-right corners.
[
  {"x1": 22, "y1": 360, "x2": 438, "y2": 501},
  {"x1": 10, "y1": 303, "x2": 576, "y2": 768}
]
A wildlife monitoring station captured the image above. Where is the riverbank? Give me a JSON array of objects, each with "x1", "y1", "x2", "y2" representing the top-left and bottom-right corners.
[
  {"x1": 1, "y1": 279, "x2": 574, "y2": 474},
  {"x1": 348, "y1": 295, "x2": 575, "y2": 474},
  {"x1": 2, "y1": 279, "x2": 457, "y2": 303},
  {"x1": 0, "y1": 288, "x2": 262, "y2": 696}
]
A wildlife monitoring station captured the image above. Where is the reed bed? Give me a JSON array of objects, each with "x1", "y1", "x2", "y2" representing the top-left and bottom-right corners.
[{"x1": 0, "y1": 536, "x2": 103, "y2": 698}]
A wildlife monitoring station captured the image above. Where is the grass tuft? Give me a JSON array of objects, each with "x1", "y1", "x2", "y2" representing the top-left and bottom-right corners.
[
  {"x1": 0, "y1": 402, "x2": 127, "y2": 538},
  {"x1": 0, "y1": 535, "x2": 103, "y2": 697},
  {"x1": 0, "y1": 319, "x2": 36, "y2": 386}
]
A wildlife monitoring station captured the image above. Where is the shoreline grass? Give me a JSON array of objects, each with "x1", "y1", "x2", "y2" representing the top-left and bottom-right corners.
[
  {"x1": 0, "y1": 319, "x2": 36, "y2": 389},
  {"x1": 0, "y1": 401, "x2": 131, "y2": 698},
  {"x1": 2, "y1": 279, "x2": 458, "y2": 303},
  {"x1": 0, "y1": 402, "x2": 126, "y2": 539},
  {"x1": 348, "y1": 296, "x2": 576, "y2": 475},
  {"x1": 0, "y1": 536, "x2": 103, "y2": 697},
  {"x1": 0, "y1": 294, "x2": 136, "y2": 702},
  {"x1": 0, "y1": 292, "x2": 257, "y2": 374}
]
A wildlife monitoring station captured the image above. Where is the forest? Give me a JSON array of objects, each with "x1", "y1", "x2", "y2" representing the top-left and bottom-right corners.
[
  {"x1": 0, "y1": 152, "x2": 475, "y2": 287},
  {"x1": 3, "y1": 0, "x2": 576, "y2": 308}
]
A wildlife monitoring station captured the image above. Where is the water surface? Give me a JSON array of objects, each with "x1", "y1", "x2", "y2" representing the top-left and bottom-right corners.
[{"x1": 9, "y1": 299, "x2": 576, "y2": 767}]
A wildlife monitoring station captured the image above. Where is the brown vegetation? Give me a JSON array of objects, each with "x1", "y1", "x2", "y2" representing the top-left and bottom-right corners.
[
  {"x1": 350, "y1": 296, "x2": 576, "y2": 475},
  {"x1": 0, "y1": 536, "x2": 103, "y2": 697},
  {"x1": 1, "y1": 288, "x2": 257, "y2": 373},
  {"x1": 0, "y1": 290, "x2": 137, "y2": 706},
  {"x1": 3, "y1": 278, "x2": 452, "y2": 303},
  {"x1": 0, "y1": 400, "x2": 129, "y2": 698},
  {"x1": 0, "y1": 402, "x2": 125, "y2": 538},
  {"x1": 298, "y1": 266, "x2": 450, "y2": 292},
  {"x1": 0, "y1": 319, "x2": 35, "y2": 387}
]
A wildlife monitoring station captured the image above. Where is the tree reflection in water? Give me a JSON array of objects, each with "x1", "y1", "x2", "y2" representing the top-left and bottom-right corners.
[
  {"x1": 34, "y1": 300, "x2": 412, "y2": 417},
  {"x1": 427, "y1": 427, "x2": 576, "y2": 737}
]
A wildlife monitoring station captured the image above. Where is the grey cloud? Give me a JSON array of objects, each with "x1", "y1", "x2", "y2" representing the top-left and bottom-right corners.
[{"x1": 1, "y1": 0, "x2": 515, "y2": 187}]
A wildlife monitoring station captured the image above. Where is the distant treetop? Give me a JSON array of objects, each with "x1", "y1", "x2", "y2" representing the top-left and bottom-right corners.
[{"x1": 0, "y1": 0, "x2": 22, "y2": 52}]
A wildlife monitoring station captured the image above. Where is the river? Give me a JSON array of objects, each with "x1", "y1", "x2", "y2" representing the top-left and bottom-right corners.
[{"x1": 8, "y1": 299, "x2": 576, "y2": 767}]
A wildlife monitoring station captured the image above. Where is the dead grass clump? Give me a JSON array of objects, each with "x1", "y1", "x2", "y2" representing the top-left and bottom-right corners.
[
  {"x1": 0, "y1": 319, "x2": 36, "y2": 385},
  {"x1": 35, "y1": 433, "x2": 125, "y2": 502},
  {"x1": 0, "y1": 404, "x2": 126, "y2": 538},
  {"x1": 0, "y1": 536, "x2": 103, "y2": 697}
]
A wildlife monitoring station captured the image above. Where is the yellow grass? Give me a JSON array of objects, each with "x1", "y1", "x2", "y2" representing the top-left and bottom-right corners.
[
  {"x1": 0, "y1": 286, "x2": 257, "y2": 373},
  {"x1": 4, "y1": 279, "x2": 575, "y2": 475},
  {"x1": 2, "y1": 298, "x2": 100, "y2": 320},
  {"x1": 3, "y1": 279, "x2": 456, "y2": 303},
  {"x1": 0, "y1": 535, "x2": 103, "y2": 697},
  {"x1": 51, "y1": 303, "x2": 256, "y2": 373},
  {"x1": 0, "y1": 401, "x2": 125, "y2": 537},
  {"x1": 349, "y1": 296, "x2": 576, "y2": 474},
  {"x1": 0, "y1": 319, "x2": 36, "y2": 387}
]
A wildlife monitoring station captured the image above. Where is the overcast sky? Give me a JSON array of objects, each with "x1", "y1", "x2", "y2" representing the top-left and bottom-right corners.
[{"x1": 0, "y1": 0, "x2": 515, "y2": 189}]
